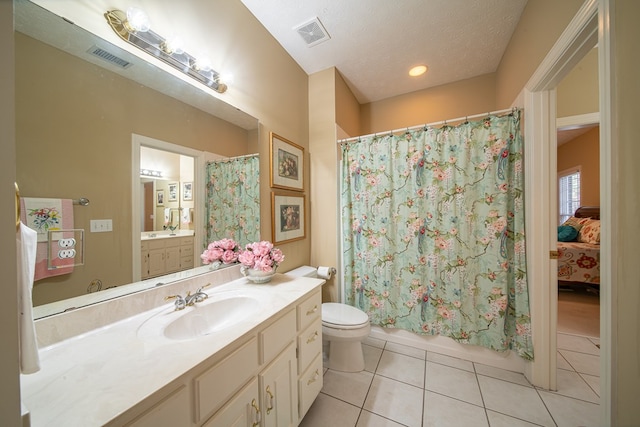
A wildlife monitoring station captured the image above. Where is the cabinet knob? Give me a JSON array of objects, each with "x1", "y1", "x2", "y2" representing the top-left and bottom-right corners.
[{"x1": 306, "y1": 305, "x2": 318, "y2": 315}]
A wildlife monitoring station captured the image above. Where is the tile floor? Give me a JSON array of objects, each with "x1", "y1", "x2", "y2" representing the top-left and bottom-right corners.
[{"x1": 299, "y1": 332, "x2": 600, "y2": 427}]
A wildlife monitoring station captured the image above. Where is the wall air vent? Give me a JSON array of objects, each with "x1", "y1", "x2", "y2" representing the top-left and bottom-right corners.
[
  {"x1": 86, "y1": 45, "x2": 133, "y2": 69},
  {"x1": 294, "y1": 17, "x2": 331, "y2": 47}
]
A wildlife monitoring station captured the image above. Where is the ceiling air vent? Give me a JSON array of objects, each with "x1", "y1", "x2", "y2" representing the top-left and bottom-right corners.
[
  {"x1": 87, "y1": 45, "x2": 133, "y2": 69},
  {"x1": 294, "y1": 17, "x2": 330, "y2": 47}
]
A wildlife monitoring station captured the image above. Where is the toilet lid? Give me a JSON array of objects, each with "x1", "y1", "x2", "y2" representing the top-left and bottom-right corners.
[{"x1": 322, "y1": 303, "x2": 369, "y2": 328}]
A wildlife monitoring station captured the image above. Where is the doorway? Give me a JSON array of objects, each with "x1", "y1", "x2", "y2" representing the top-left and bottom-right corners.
[{"x1": 523, "y1": 0, "x2": 613, "y2": 423}]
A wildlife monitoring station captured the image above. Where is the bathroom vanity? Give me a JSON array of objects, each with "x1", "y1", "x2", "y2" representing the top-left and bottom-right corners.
[
  {"x1": 141, "y1": 232, "x2": 195, "y2": 279},
  {"x1": 21, "y1": 268, "x2": 324, "y2": 426}
]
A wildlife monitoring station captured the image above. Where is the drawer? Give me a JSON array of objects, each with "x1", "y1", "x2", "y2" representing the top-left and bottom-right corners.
[
  {"x1": 298, "y1": 353, "x2": 323, "y2": 421},
  {"x1": 180, "y1": 256, "x2": 194, "y2": 268},
  {"x1": 297, "y1": 319, "x2": 322, "y2": 375},
  {"x1": 164, "y1": 237, "x2": 181, "y2": 248},
  {"x1": 260, "y1": 309, "x2": 296, "y2": 365},
  {"x1": 180, "y1": 236, "x2": 194, "y2": 246},
  {"x1": 194, "y1": 337, "x2": 259, "y2": 423},
  {"x1": 147, "y1": 239, "x2": 165, "y2": 250},
  {"x1": 141, "y1": 241, "x2": 149, "y2": 251},
  {"x1": 297, "y1": 290, "x2": 321, "y2": 332},
  {"x1": 181, "y1": 245, "x2": 194, "y2": 257},
  {"x1": 126, "y1": 385, "x2": 190, "y2": 427}
]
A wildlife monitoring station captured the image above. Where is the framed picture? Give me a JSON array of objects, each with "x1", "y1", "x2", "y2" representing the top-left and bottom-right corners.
[
  {"x1": 167, "y1": 182, "x2": 178, "y2": 202},
  {"x1": 182, "y1": 182, "x2": 193, "y2": 201},
  {"x1": 270, "y1": 132, "x2": 304, "y2": 191},
  {"x1": 271, "y1": 191, "x2": 305, "y2": 244},
  {"x1": 156, "y1": 190, "x2": 164, "y2": 206}
]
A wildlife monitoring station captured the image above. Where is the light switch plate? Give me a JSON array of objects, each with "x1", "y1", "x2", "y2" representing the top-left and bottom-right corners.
[{"x1": 90, "y1": 219, "x2": 113, "y2": 232}]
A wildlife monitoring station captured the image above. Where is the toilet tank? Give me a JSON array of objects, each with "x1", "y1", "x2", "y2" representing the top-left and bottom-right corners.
[{"x1": 286, "y1": 265, "x2": 318, "y2": 278}]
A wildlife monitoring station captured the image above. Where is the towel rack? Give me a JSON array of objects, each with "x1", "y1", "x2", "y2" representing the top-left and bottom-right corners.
[{"x1": 15, "y1": 182, "x2": 20, "y2": 230}]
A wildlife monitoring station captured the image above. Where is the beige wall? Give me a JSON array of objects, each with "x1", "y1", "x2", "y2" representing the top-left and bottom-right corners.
[
  {"x1": 495, "y1": 0, "x2": 585, "y2": 107},
  {"x1": 0, "y1": 1, "x2": 21, "y2": 424},
  {"x1": 361, "y1": 74, "x2": 497, "y2": 133},
  {"x1": 309, "y1": 68, "x2": 339, "y2": 302},
  {"x1": 557, "y1": 47, "x2": 599, "y2": 117},
  {"x1": 16, "y1": 34, "x2": 252, "y2": 305},
  {"x1": 613, "y1": 1, "x2": 640, "y2": 424},
  {"x1": 557, "y1": 127, "x2": 600, "y2": 207},
  {"x1": 335, "y1": 70, "x2": 361, "y2": 137}
]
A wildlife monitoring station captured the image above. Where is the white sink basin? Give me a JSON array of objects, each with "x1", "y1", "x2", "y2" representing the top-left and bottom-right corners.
[
  {"x1": 163, "y1": 296, "x2": 259, "y2": 340},
  {"x1": 137, "y1": 290, "x2": 264, "y2": 341}
]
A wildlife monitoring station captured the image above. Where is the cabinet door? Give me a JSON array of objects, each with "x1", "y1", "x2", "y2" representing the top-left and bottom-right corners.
[
  {"x1": 203, "y1": 378, "x2": 261, "y2": 427},
  {"x1": 147, "y1": 249, "x2": 165, "y2": 277},
  {"x1": 260, "y1": 343, "x2": 297, "y2": 427},
  {"x1": 165, "y1": 246, "x2": 181, "y2": 273},
  {"x1": 141, "y1": 251, "x2": 149, "y2": 279}
]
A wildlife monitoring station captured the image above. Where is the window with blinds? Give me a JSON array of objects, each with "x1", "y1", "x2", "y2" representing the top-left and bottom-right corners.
[{"x1": 558, "y1": 168, "x2": 581, "y2": 224}]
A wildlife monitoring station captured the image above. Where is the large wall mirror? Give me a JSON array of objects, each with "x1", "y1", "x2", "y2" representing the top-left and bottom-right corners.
[{"x1": 15, "y1": 0, "x2": 260, "y2": 318}]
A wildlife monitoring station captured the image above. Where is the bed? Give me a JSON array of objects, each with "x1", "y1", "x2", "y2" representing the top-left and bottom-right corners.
[{"x1": 557, "y1": 206, "x2": 601, "y2": 285}]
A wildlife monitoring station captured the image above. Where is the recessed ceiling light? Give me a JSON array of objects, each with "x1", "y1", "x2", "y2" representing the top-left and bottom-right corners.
[{"x1": 409, "y1": 65, "x2": 428, "y2": 77}]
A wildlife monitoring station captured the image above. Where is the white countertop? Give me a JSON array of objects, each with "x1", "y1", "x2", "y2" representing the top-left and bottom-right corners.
[
  {"x1": 141, "y1": 230, "x2": 195, "y2": 241},
  {"x1": 21, "y1": 274, "x2": 323, "y2": 427}
]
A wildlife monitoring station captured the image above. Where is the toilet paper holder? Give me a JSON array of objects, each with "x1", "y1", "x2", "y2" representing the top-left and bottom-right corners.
[{"x1": 316, "y1": 266, "x2": 336, "y2": 279}]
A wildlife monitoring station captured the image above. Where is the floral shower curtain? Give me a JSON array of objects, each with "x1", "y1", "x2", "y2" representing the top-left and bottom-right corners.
[
  {"x1": 340, "y1": 110, "x2": 533, "y2": 359},
  {"x1": 205, "y1": 155, "x2": 260, "y2": 247}
]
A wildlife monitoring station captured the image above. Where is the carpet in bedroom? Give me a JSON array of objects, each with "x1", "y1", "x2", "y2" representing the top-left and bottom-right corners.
[{"x1": 557, "y1": 285, "x2": 600, "y2": 338}]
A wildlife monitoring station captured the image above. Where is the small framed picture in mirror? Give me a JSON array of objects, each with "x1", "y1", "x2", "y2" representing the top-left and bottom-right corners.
[
  {"x1": 156, "y1": 190, "x2": 165, "y2": 206},
  {"x1": 183, "y1": 182, "x2": 193, "y2": 201},
  {"x1": 168, "y1": 182, "x2": 178, "y2": 202}
]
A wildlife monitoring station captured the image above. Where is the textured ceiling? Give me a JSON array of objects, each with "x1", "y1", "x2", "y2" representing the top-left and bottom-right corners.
[{"x1": 240, "y1": 0, "x2": 528, "y2": 103}]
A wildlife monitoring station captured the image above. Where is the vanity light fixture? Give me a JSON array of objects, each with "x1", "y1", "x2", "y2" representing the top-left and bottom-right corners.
[
  {"x1": 140, "y1": 169, "x2": 163, "y2": 178},
  {"x1": 105, "y1": 8, "x2": 228, "y2": 93}
]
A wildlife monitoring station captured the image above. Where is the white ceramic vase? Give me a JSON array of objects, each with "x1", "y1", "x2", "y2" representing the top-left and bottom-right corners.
[{"x1": 241, "y1": 265, "x2": 277, "y2": 284}]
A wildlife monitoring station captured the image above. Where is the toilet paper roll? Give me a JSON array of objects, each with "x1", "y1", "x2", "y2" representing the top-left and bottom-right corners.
[{"x1": 317, "y1": 266, "x2": 333, "y2": 280}]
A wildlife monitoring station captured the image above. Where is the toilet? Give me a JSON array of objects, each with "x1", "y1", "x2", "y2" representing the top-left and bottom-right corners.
[{"x1": 287, "y1": 266, "x2": 371, "y2": 372}]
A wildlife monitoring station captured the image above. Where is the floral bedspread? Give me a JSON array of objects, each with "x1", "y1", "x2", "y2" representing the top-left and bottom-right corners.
[{"x1": 557, "y1": 242, "x2": 600, "y2": 284}]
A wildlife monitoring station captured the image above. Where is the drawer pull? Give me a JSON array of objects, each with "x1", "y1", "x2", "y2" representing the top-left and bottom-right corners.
[
  {"x1": 307, "y1": 369, "x2": 320, "y2": 385},
  {"x1": 251, "y1": 399, "x2": 261, "y2": 426},
  {"x1": 265, "y1": 385, "x2": 274, "y2": 415},
  {"x1": 306, "y1": 305, "x2": 318, "y2": 316},
  {"x1": 306, "y1": 330, "x2": 319, "y2": 344}
]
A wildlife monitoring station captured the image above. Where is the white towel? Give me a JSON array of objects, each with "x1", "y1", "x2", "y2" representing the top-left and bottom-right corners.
[
  {"x1": 17, "y1": 222, "x2": 40, "y2": 374},
  {"x1": 164, "y1": 207, "x2": 171, "y2": 225}
]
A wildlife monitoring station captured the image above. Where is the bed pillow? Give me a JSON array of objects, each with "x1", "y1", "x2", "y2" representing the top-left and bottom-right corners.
[
  {"x1": 561, "y1": 216, "x2": 590, "y2": 232},
  {"x1": 557, "y1": 225, "x2": 579, "y2": 242},
  {"x1": 578, "y1": 219, "x2": 601, "y2": 244}
]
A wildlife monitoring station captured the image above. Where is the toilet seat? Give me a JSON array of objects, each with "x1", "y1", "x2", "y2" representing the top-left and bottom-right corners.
[{"x1": 322, "y1": 303, "x2": 369, "y2": 330}]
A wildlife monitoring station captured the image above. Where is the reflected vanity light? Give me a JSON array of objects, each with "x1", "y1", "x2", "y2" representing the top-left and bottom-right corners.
[
  {"x1": 105, "y1": 8, "x2": 228, "y2": 93},
  {"x1": 140, "y1": 168, "x2": 163, "y2": 178}
]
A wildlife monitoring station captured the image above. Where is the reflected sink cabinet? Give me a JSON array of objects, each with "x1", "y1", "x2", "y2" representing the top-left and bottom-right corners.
[
  {"x1": 141, "y1": 236, "x2": 195, "y2": 279},
  {"x1": 114, "y1": 289, "x2": 323, "y2": 427}
]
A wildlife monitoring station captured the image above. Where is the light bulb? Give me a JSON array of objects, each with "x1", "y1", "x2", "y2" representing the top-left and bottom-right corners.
[
  {"x1": 194, "y1": 56, "x2": 212, "y2": 72},
  {"x1": 126, "y1": 7, "x2": 150, "y2": 32},
  {"x1": 162, "y1": 35, "x2": 184, "y2": 55}
]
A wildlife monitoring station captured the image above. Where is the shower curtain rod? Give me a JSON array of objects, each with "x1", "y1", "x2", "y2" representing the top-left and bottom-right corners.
[
  {"x1": 207, "y1": 153, "x2": 259, "y2": 164},
  {"x1": 338, "y1": 107, "x2": 518, "y2": 144}
]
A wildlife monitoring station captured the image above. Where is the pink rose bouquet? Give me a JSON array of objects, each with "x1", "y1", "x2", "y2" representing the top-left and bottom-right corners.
[
  {"x1": 200, "y1": 238, "x2": 240, "y2": 266},
  {"x1": 238, "y1": 241, "x2": 285, "y2": 273}
]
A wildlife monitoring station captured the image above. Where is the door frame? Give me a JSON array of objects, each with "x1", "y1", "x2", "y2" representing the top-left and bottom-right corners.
[{"x1": 521, "y1": 0, "x2": 614, "y2": 424}]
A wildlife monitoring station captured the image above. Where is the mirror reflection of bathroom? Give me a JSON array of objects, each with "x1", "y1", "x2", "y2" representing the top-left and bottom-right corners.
[{"x1": 139, "y1": 146, "x2": 195, "y2": 235}]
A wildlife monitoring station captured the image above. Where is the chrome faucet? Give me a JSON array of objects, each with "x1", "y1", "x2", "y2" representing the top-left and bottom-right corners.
[
  {"x1": 165, "y1": 283, "x2": 211, "y2": 310},
  {"x1": 185, "y1": 284, "x2": 211, "y2": 306},
  {"x1": 165, "y1": 294, "x2": 187, "y2": 310}
]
